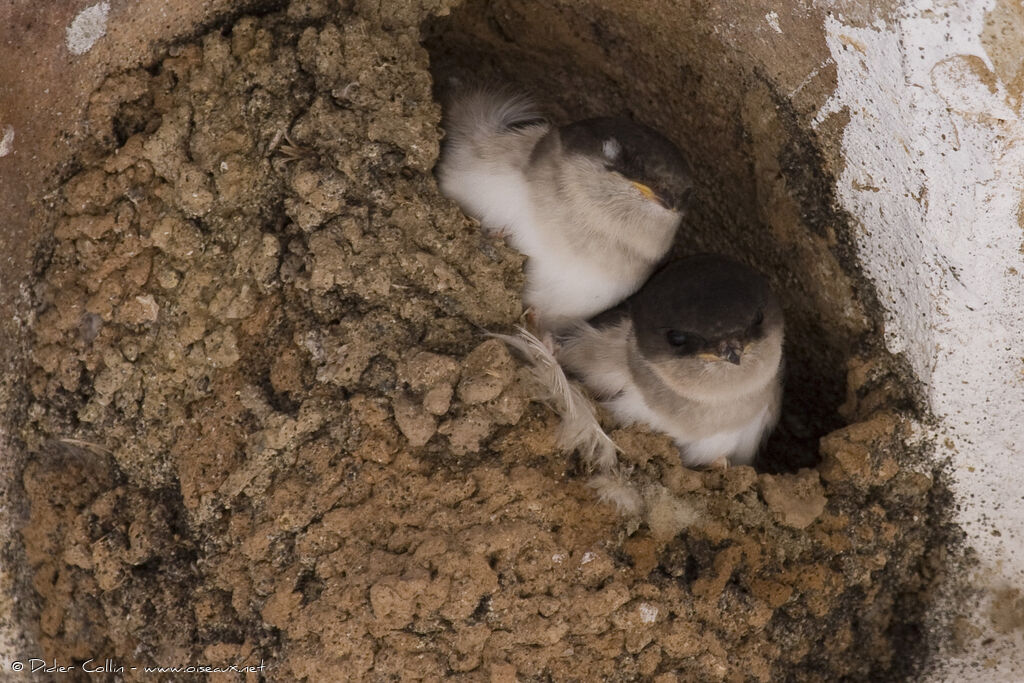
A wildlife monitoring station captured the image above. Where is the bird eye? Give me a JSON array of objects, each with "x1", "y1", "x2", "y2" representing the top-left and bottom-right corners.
[
  {"x1": 602, "y1": 138, "x2": 621, "y2": 160},
  {"x1": 747, "y1": 310, "x2": 765, "y2": 338},
  {"x1": 665, "y1": 329, "x2": 704, "y2": 354},
  {"x1": 666, "y1": 330, "x2": 689, "y2": 347}
]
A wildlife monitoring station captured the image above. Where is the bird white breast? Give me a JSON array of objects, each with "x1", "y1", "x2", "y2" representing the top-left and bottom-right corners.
[
  {"x1": 607, "y1": 383, "x2": 776, "y2": 467},
  {"x1": 681, "y1": 403, "x2": 775, "y2": 466},
  {"x1": 441, "y1": 152, "x2": 670, "y2": 327},
  {"x1": 437, "y1": 145, "x2": 537, "y2": 243},
  {"x1": 522, "y1": 203, "x2": 679, "y2": 327},
  {"x1": 523, "y1": 242, "x2": 644, "y2": 327}
]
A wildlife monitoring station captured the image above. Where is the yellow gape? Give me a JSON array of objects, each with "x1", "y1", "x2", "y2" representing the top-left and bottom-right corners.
[{"x1": 631, "y1": 181, "x2": 658, "y2": 202}]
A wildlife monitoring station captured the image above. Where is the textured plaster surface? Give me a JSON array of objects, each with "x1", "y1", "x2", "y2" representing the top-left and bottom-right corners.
[
  {"x1": 817, "y1": 2, "x2": 1024, "y2": 678},
  {"x1": 65, "y1": 2, "x2": 111, "y2": 55}
]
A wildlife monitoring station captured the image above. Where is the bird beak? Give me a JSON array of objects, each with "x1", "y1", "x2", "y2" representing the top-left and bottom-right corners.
[
  {"x1": 631, "y1": 181, "x2": 664, "y2": 207},
  {"x1": 716, "y1": 340, "x2": 743, "y2": 365}
]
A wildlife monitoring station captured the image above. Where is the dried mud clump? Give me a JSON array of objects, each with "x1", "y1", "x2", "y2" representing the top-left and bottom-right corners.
[{"x1": 21, "y1": 0, "x2": 956, "y2": 680}]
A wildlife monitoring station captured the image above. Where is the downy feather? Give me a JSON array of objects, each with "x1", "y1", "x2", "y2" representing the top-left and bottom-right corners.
[{"x1": 491, "y1": 326, "x2": 619, "y2": 471}]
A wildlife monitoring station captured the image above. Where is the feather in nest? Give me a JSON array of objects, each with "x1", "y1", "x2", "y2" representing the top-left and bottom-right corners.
[{"x1": 491, "y1": 326, "x2": 644, "y2": 516}]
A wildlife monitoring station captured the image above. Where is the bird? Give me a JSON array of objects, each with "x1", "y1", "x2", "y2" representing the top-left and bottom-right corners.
[
  {"x1": 556, "y1": 254, "x2": 785, "y2": 468},
  {"x1": 436, "y1": 89, "x2": 693, "y2": 332}
]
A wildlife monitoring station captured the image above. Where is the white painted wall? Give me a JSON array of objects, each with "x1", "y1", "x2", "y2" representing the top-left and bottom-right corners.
[{"x1": 816, "y1": 2, "x2": 1024, "y2": 678}]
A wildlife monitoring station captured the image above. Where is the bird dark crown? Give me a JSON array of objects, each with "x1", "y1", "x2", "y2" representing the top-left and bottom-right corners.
[
  {"x1": 558, "y1": 117, "x2": 693, "y2": 208},
  {"x1": 630, "y1": 255, "x2": 781, "y2": 357}
]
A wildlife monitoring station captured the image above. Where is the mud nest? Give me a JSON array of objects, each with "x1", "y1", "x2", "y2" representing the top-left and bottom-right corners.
[{"x1": 18, "y1": 0, "x2": 960, "y2": 680}]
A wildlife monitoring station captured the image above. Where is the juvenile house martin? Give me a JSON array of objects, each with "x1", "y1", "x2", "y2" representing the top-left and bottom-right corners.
[
  {"x1": 495, "y1": 254, "x2": 784, "y2": 513},
  {"x1": 437, "y1": 90, "x2": 693, "y2": 331},
  {"x1": 558, "y1": 254, "x2": 784, "y2": 468}
]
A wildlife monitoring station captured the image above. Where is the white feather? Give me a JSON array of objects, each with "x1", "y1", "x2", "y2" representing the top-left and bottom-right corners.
[
  {"x1": 436, "y1": 90, "x2": 548, "y2": 237},
  {"x1": 490, "y1": 326, "x2": 619, "y2": 471},
  {"x1": 588, "y1": 471, "x2": 643, "y2": 516},
  {"x1": 443, "y1": 90, "x2": 543, "y2": 143}
]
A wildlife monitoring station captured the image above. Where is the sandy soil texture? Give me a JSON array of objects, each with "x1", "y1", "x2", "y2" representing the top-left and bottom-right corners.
[{"x1": 15, "y1": 0, "x2": 965, "y2": 680}]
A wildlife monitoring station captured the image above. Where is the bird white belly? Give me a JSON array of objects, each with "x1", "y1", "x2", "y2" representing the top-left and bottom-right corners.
[
  {"x1": 682, "y1": 403, "x2": 774, "y2": 466},
  {"x1": 525, "y1": 249, "x2": 638, "y2": 323},
  {"x1": 437, "y1": 156, "x2": 534, "y2": 243},
  {"x1": 608, "y1": 385, "x2": 774, "y2": 467}
]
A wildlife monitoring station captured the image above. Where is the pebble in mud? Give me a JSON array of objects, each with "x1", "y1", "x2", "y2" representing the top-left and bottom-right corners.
[
  {"x1": 392, "y1": 392, "x2": 437, "y2": 447},
  {"x1": 759, "y1": 469, "x2": 827, "y2": 529},
  {"x1": 457, "y1": 338, "x2": 516, "y2": 405}
]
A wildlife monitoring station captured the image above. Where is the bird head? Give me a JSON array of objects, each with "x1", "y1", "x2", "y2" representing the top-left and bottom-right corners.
[
  {"x1": 629, "y1": 255, "x2": 784, "y2": 392},
  {"x1": 556, "y1": 117, "x2": 693, "y2": 213}
]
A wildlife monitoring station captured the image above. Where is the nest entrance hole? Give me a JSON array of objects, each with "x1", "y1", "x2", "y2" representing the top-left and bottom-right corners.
[{"x1": 421, "y1": 0, "x2": 904, "y2": 472}]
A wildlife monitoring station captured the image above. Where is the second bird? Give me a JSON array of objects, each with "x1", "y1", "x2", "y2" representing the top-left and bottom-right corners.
[
  {"x1": 558, "y1": 255, "x2": 785, "y2": 468},
  {"x1": 437, "y1": 90, "x2": 693, "y2": 331}
]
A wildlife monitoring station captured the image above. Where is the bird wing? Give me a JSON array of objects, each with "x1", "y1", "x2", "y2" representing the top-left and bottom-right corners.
[
  {"x1": 437, "y1": 90, "x2": 549, "y2": 239},
  {"x1": 443, "y1": 90, "x2": 545, "y2": 143},
  {"x1": 556, "y1": 318, "x2": 634, "y2": 398}
]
